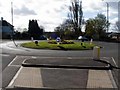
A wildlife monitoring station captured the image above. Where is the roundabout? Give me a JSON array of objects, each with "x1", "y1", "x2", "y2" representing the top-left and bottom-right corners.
[{"x1": 21, "y1": 40, "x2": 95, "y2": 50}]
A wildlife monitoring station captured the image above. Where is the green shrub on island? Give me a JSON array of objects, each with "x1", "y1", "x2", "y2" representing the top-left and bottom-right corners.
[
  {"x1": 48, "y1": 40, "x2": 57, "y2": 44},
  {"x1": 48, "y1": 40, "x2": 74, "y2": 44}
]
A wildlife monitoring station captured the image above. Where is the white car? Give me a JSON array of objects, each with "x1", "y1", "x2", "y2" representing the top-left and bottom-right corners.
[{"x1": 78, "y1": 36, "x2": 88, "y2": 41}]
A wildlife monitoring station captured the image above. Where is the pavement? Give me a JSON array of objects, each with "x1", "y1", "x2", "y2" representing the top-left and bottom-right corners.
[
  {"x1": 8, "y1": 67, "x2": 114, "y2": 89},
  {"x1": 6, "y1": 57, "x2": 118, "y2": 89}
]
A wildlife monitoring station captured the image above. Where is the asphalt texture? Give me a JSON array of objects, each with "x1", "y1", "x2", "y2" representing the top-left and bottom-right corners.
[
  {"x1": 22, "y1": 58, "x2": 110, "y2": 70},
  {"x1": 41, "y1": 68, "x2": 88, "y2": 89},
  {"x1": 2, "y1": 54, "x2": 16, "y2": 71},
  {"x1": 2, "y1": 66, "x2": 20, "y2": 88},
  {"x1": 23, "y1": 58, "x2": 107, "y2": 66}
]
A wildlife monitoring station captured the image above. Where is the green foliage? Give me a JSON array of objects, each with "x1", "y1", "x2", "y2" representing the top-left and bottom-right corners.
[
  {"x1": 85, "y1": 19, "x2": 96, "y2": 39},
  {"x1": 48, "y1": 40, "x2": 57, "y2": 44},
  {"x1": 21, "y1": 41, "x2": 95, "y2": 50},
  {"x1": 48, "y1": 40, "x2": 74, "y2": 44},
  {"x1": 28, "y1": 20, "x2": 44, "y2": 40},
  {"x1": 85, "y1": 14, "x2": 110, "y2": 40},
  {"x1": 54, "y1": 19, "x2": 76, "y2": 39}
]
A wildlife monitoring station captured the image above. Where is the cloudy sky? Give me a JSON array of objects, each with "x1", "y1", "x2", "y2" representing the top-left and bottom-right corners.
[{"x1": 0, "y1": 0, "x2": 119, "y2": 32}]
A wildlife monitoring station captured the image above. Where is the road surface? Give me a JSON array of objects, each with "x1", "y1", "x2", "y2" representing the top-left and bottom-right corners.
[{"x1": 0, "y1": 40, "x2": 119, "y2": 89}]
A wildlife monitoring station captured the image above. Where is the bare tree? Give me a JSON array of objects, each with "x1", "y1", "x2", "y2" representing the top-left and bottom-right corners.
[{"x1": 69, "y1": 0, "x2": 83, "y2": 38}]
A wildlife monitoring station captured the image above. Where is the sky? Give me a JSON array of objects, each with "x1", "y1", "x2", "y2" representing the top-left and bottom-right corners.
[{"x1": 0, "y1": 0, "x2": 119, "y2": 32}]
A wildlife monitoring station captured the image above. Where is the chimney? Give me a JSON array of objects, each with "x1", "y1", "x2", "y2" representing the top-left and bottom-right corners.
[{"x1": 1, "y1": 17, "x2": 3, "y2": 21}]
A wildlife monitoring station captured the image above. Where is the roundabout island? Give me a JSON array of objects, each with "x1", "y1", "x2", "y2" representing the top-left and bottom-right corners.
[{"x1": 21, "y1": 40, "x2": 96, "y2": 50}]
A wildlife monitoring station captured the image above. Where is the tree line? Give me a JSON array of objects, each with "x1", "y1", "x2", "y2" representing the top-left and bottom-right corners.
[
  {"x1": 54, "y1": 0, "x2": 110, "y2": 40},
  {"x1": 14, "y1": 19, "x2": 44, "y2": 40},
  {"x1": 55, "y1": 13, "x2": 111, "y2": 40}
]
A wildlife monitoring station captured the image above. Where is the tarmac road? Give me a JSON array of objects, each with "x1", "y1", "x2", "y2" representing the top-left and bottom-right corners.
[
  {"x1": 1, "y1": 40, "x2": 119, "y2": 65},
  {"x1": 0, "y1": 40, "x2": 119, "y2": 89}
]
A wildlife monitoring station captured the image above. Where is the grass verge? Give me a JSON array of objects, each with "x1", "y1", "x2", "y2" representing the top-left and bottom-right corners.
[{"x1": 21, "y1": 41, "x2": 96, "y2": 50}]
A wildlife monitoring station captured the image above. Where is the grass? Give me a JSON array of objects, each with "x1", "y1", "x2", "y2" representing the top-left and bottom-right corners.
[{"x1": 21, "y1": 40, "x2": 96, "y2": 50}]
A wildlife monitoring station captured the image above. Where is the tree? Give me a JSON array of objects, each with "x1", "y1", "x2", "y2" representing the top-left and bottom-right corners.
[
  {"x1": 54, "y1": 19, "x2": 75, "y2": 39},
  {"x1": 28, "y1": 20, "x2": 44, "y2": 40},
  {"x1": 95, "y1": 14, "x2": 110, "y2": 39},
  {"x1": 21, "y1": 31, "x2": 30, "y2": 39},
  {"x1": 85, "y1": 14, "x2": 110, "y2": 40},
  {"x1": 54, "y1": 24, "x2": 66, "y2": 39},
  {"x1": 69, "y1": 0, "x2": 83, "y2": 38},
  {"x1": 85, "y1": 19, "x2": 96, "y2": 39},
  {"x1": 14, "y1": 31, "x2": 21, "y2": 39}
]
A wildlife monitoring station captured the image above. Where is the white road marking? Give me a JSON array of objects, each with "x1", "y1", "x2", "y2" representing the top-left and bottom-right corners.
[
  {"x1": 0, "y1": 54, "x2": 10, "y2": 57},
  {"x1": 32, "y1": 56, "x2": 37, "y2": 59},
  {"x1": 111, "y1": 57, "x2": 118, "y2": 67},
  {"x1": 108, "y1": 70, "x2": 117, "y2": 88},
  {"x1": 7, "y1": 66, "x2": 23, "y2": 87},
  {"x1": 67, "y1": 57, "x2": 72, "y2": 59},
  {"x1": 8, "y1": 56, "x2": 18, "y2": 66}
]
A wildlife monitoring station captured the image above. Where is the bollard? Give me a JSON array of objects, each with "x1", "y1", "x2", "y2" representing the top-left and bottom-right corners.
[
  {"x1": 93, "y1": 46, "x2": 100, "y2": 60},
  {"x1": 90, "y1": 39, "x2": 93, "y2": 45},
  {"x1": 35, "y1": 41, "x2": 39, "y2": 46},
  {"x1": 31, "y1": 37, "x2": 34, "y2": 42}
]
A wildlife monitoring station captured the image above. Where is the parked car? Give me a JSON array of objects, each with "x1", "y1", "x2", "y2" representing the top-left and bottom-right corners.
[
  {"x1": 78, "y1": 36, "x2": 88, "y2": 41},
  {"x1": 40, "y1": 35, "x2": 47, "y2": 40}
]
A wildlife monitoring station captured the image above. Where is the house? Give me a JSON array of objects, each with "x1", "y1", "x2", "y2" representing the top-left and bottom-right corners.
[{"x1": 0, "y1": 17, "x2": 14, "y2": 39}]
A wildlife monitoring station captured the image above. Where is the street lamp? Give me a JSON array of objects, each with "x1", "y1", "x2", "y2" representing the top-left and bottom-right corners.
[
  {"x1": 106, "y1": 2, "x2": 109, "y2": 33},
  {"x1": 118, "y1": 1, "x2": 120, "y2": 22},
  {"x1": 11, "y1": 2, "x2": 17, "y2": 47},
  {"x1": 102, "y1": 0, "x2": 109, "y2": 32}
]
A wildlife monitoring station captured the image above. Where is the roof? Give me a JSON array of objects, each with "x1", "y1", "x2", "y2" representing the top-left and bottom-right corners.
[{"x1": 0, "y1": 20, "x2": 13, "y2": 27}]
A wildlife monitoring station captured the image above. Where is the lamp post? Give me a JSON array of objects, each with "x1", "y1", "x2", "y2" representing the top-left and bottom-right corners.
[
  {"x1": 106, "y1": 2, "x2": 109, "y2": 33},
  {"x1": 11, "y1": 2, "x2": 17, "y2": 47},
  {"x1": 102, "y1": 0, "x2": 109, "y2": 32},
  {"x1": 118, "y1": 1, "x2": 120, "y2": 22}
]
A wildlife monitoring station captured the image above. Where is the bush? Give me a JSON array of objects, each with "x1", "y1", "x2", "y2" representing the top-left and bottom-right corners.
[
  {"x1": 48, "y1": 40, "x2": 74, "y2": 44},
  {"x1": 48, "y1": 40, "x2": 57, "y2": 44},
  {"x1": 61, "y1": 40, "x2": 74, "y2": 44}
]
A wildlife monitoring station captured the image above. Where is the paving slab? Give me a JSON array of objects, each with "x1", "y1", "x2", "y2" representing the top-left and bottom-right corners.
[
  {"x1": 87, "y1": 70, "x2": 113, "y2": 88},
  {"x1": 10, "y1": 67, "x2": 43, "y2": 88}
]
